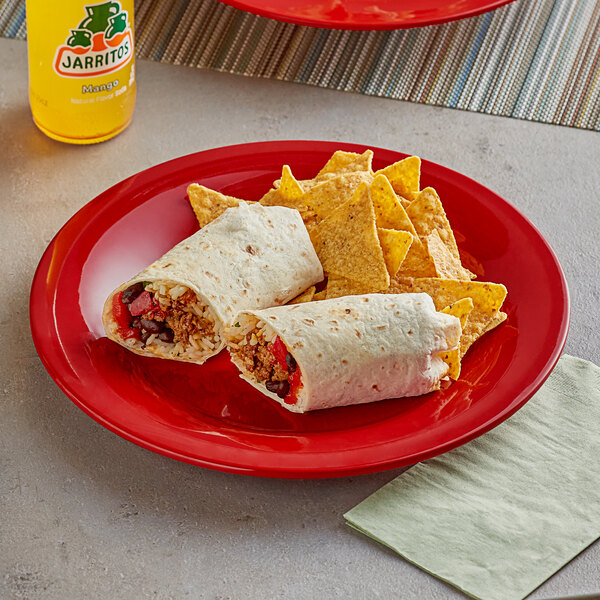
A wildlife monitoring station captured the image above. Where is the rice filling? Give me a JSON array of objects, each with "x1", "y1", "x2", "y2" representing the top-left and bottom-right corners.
[{"x1": 114, "y1": 281, "x2": 222, "y2": 362}]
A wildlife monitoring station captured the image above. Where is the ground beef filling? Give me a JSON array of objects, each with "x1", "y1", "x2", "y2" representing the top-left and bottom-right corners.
[
  {"x1": 120, "y1": 285, "x2": 214, "y2": 346},
  {"x1": 232, "y1": 333, "x2": 301, "y2": 400},
  {"x1": 165, "y1": 311, "x2": 213, "y2": 345},
  {"x1": 154, "y1": 289, "x2": 213, "y2": 345},
  {"x1": 234, "y1": 335, "x2": 289, "y2": 384}
]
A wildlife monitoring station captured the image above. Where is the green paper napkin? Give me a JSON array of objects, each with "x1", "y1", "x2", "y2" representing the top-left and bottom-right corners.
[{"x1": 345, "y1": 355, "x2": 600, "y2": 600}]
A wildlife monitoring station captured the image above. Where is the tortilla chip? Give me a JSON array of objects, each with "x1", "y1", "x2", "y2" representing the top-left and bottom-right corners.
[
  {"x1": 258, "y1": 187, "x2": 319, "y2": 232},
  {"x1": 441, "y1": 297, "x2": 474, "y2": 330},
  {"x1": 395, "y1": 241, "x2": 437, "y2": 279},
  {"x1": 370, "y1": 175, "x2": 416, "y2": 232},
  {"x1": 273, "y1": 177, "x2": 317, "y2": 192},
  {"x1": 260, "y1": 171, "x2": 310, "y2": 220},
  {"x1": 313, "y1": 290, "x2": 327, "y2": 301},
  {"x1": 455, "y1": 310, "x2": 508, "y2": 358},
  {"x1": 397, "y1": 195, "x2": 413, "y2": 209},
  {"x1": 402, "y1": 191, "x2": 420, "y2": 202},
  {"x1": 368, "y1": 174, "x2": 436, "y2": 278},
  {"x1": 303, "y1": 171, "x2": 374, "y2": 221},
  {"x1": 300, "y1": 210, "x2": 321, "y2": 231},
  {"x1": 259, "y1": 187, "x2": 283, "y2": 205},
  {"x1": 325, "y1": 274, "x2": 379, "y2": 299},
  {"x1": 316, "y1": 151, "x2": 359, "y2": 177},
  {"x1": 406, "y1": 187, "x2": 457, "y2": 251},
  {"x1": 482, "y1": 310, "x2": 508, "y2": 336},
  {"x1": 279, "y1": 165, "x2": 304, "y2": 200},
  {"x1": 288, "y1": 286, "x2": 316, "y2": 304},
  {"x1": 259, "y1": 187, "x2": 304, "y2": 210},
  {"x1": 316, "y1": 150, "x2": 373, "y2": 180},
  {"x1": 187, "y1": 184, "x2": 243, "y2": 229},
  {"x1": 388, "y1": 277, "x2": 507, "y2": 357},
  {"x1": 374, "y1": 156, "x2": 420, "y2": 197},
  {"x1": 440, "y1": 348, "x2": 461, "y2": 380},
  {"x1": 426, "y1": 230, "x2": 473, "y2": 281},
  {"x1": 377, "y1": 228, "x2": 413, "y2": 278},
  {"x1": 407, "y1": 187, "x2": 474, "y2": 280},
  {"x1": 438, "y1": 299, "x2": 474, "y2": 380},
  {"x1": 310, "y1": 182, "x2": 389, "y2": 291}
]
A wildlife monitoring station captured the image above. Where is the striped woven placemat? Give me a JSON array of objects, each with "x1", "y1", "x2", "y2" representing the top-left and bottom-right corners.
[{"x1": 2, "y1": 0, "x2": 599, "y2": 130}]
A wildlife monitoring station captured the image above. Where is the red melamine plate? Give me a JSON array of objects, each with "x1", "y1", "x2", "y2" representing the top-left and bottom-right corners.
[
  {"x1": 30, "y1": 141, "x2": 569, "y2": 478},
  {"x1": 217, "y1": 0, "x2": 516, "y2": 30}
]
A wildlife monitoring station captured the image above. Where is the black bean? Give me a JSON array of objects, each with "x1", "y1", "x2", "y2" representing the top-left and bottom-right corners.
[
  {"x1": 122, "y1": 282, "x2": 144, "y2": 304},
  {"x1": 131, "y1": 317, "x2": 142, "y2": 329},
  {"x1": 139, "y1": 330, "x2": 151, "y2": 344},
  {"x1": 158, "y1": 329, "x2": 174, "y2": 343},
  {"x1": 140, "y1": 318, "x2": 163, "y2": 334},
  {"x1": 285, "y1": 352, "x2": 297, "y2": 372},
  {"x1": 266, "y1": 379, "x2": 290, "y2": 399}
]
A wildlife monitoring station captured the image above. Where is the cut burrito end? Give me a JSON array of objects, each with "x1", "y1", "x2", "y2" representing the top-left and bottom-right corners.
[
  {"x1": 101, "y1": 202, "x2": 324, "y2": 364},
  {"x1": 103, "y1": 279, "x2": 224, "y2": 364},
  {"x1": 225, "y1": 316, "x2": 305, "y2": 411},
  {"x1": 224, "y1": 294, "x2": 463, "y2": 413}
]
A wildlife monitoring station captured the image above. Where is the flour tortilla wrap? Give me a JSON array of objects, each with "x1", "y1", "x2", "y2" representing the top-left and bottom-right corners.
[
  {"x1": 225, "y1": 293, "x2": 462, "y2": 413},
  {"x1": 102, "y1": 202, "x2": 323, "y2": 364}
]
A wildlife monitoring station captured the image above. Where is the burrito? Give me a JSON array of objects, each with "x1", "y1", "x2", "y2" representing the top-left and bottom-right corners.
[
  {"x1": 224, "y1": 293, "x2": 462, "y2": 413},
  {"x1": 102, "y1": 202, "x2": 323, "y2": 364}
]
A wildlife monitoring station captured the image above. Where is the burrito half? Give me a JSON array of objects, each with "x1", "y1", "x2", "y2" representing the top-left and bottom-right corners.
[
  {"x1": 102, "y1": 203, "x2": 323, "y2": 364},
  {"x1": 224, "y1": 293, "x2": 462, "y2": 412}
]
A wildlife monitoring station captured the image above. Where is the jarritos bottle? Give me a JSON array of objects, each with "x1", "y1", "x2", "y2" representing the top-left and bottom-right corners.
[{"x1": 26, "y1": 0, "x2": 136, "y2": 144}]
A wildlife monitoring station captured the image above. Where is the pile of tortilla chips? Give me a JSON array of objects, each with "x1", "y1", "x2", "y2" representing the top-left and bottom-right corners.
[{"x1": 187, "y1": 149, "x2": 507, "y2": 381}]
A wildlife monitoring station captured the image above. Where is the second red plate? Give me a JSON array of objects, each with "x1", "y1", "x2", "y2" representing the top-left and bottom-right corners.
[
  {"x1": 217, "y1": 0, "x2": 516, "y2": 30},
  {"x1": 30, "y1": 141, "x2": 568, "y2": 478}
]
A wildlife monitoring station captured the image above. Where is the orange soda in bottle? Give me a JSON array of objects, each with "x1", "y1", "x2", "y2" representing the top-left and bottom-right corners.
[{"x1": 26, "y1": 0, "x2": 136, "y2": 144}]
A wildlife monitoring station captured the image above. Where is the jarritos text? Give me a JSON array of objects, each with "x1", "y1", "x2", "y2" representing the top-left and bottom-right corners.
[{"x1": 54, "y1": 1, "x2": 133, "y2": 78}]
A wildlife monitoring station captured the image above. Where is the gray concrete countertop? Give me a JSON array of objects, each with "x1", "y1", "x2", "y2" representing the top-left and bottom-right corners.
[{"x1": 2, "y1": 36, "x2": 599, "y2": 599}]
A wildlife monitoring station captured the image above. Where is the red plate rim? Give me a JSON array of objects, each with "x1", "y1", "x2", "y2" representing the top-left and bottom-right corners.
[
  {"x1": 30, "y1": 140, "x2": 570, "y2": 478},
  {"x1": 215, "y1": 0, "x2": 517, "y2": 30}
]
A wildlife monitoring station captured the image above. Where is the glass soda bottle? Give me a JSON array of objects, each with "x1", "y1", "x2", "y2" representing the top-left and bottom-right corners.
[{"x1": 26, "y1": 0, "x2": 136, "y2": 144}]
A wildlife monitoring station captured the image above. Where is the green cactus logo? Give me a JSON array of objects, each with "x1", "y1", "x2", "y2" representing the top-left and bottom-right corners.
[{"x1": 54, "y1": 2, "x2": 133, "y2": 78}]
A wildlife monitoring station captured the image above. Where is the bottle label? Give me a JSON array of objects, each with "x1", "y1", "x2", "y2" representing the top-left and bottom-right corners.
[{"x1": 53, "y1": 1, "x2": 133, "y2": 78}]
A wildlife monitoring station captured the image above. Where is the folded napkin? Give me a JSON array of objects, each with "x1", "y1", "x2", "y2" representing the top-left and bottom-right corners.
[{"x1": 345, "y1": 355, "x2": 600, "y2": 600}]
